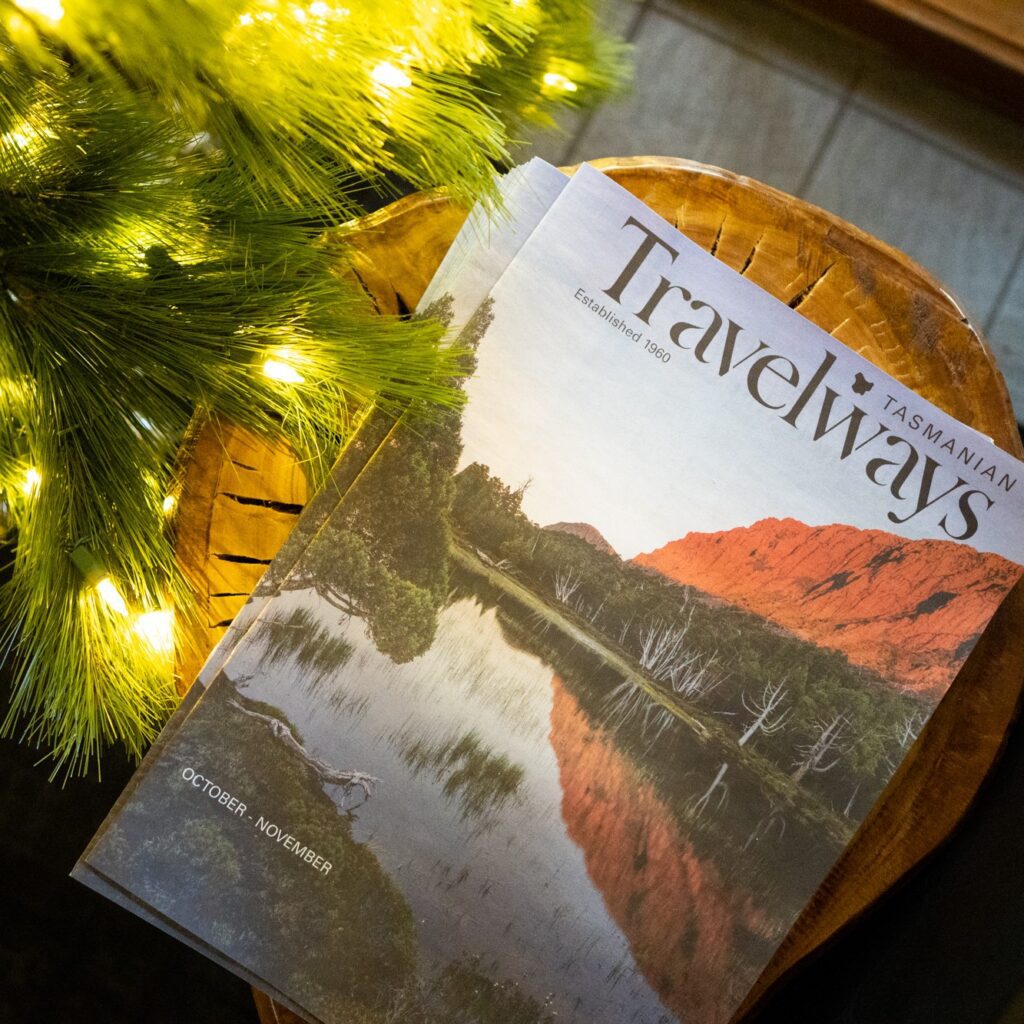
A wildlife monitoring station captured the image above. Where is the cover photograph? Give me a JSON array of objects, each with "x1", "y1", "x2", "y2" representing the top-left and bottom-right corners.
[{"x1": 76, "y1": 163, "x2": 1024, "y2": 1024}]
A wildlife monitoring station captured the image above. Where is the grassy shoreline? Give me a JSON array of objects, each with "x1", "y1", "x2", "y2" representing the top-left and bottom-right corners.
[{"x1": 450, "y1": 540, "x2": 854, "y2": 845}]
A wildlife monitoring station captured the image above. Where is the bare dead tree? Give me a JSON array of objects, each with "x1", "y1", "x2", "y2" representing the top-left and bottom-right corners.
[
  {"x1": 669, "y1": 649, "x2": 725, "y2": 702},
  {"x1": 738, "y1": 680, "x2": 791, "y2": 747},
  {"x1": 473, "y1": 546, "x2": 497, "y2": 567},
  {"x1": 603, "y1": 679, "x2": 678, "y2": 744},
  {"x1": 227, "y1": 697, "x2": 380, "y2": 808},
  {"x1": 617, "y1": 612, "x2": 636, "y2": 646},
  {"x1": 792, "y1": 713, "x2": 849, "y2": 784},
  {"x1": 899, "y1": 710, "x2": 926, "y2": 747},
  {"x1": 552, "y1": 567, "x2": 583, "y2": 604},
  {"x1": 885, "y1": 708, "x2": 927, "y2": 771},
  {"x1": 527, "y1": 609, "x2": 553, "y2": 637},
  {"x1": 843, "y1": 781, "x2": 861, "y2": 818},
  {"x1": 637, "y1": 620, "x2": 689, "y2": 681},
  {"x1": 686, "y1": 762, "x2": 729, "y2": 819},
  {"x1": 570, "y1": 591, "x2": 604, "y2": 624},
  {"x1": 634, "y1": 592, "x2": 701, "y2": 681}
]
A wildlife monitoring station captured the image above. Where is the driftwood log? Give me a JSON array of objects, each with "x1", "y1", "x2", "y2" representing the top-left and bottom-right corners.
[{"x1": 173, "y1": 156, "x2": 1024, "y2": 1024}]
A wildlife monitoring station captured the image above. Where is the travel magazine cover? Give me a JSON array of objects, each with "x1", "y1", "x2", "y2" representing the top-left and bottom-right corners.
[{"x1": 75, "y1": 162, "x2": 1024, "y2": 1024}]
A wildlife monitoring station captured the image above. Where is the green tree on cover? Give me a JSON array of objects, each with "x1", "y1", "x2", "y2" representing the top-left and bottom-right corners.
[{"x1": 279, "y1": 297, "x2": 495, "y2": 663}]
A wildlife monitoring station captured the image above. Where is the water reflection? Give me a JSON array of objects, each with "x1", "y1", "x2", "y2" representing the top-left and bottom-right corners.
[
  {"x1": 226, "y1": 578, "x2": 839, "y2": 1024},
  {"x1": 401, "y1": 730, "x2": 525, "y2": 830},
  {"x1": 237, "y1": 592, "x2": 669, "y2": 1024},
  {"x1": 551, "y1": 675, "x2": 778, "y2": 1024}
]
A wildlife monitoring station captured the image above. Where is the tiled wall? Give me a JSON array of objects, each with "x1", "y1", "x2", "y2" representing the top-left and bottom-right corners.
[{"x1": 518, "y1": 0, "x2": 1024, "y2": 422}]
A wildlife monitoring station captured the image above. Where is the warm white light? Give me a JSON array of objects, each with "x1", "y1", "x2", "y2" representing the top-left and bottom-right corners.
[
  {"x1": 542, "y1": 71, "x2": 578, "y2": 93},
  {"x1": 14, "y1": 0, "x2": 64, "y2": 22},
  {"x1": 96, "y1": 576, "x2": 129, "y2": 616},
  {"x1": 262, "y1": 352, "x2": 305, "y2": 383},
  {"x1": 134, "y1": 610, "x2": 175, "y2": 655},
  {"x1": 162, "y1": 494, "x2": 177, "y2": 515},
  {"x1": 238, "y1": 11, "x2": 254, "y2": 24},
  {"x1": 21, "y1": 466, "x2": 41, "y2": 496},
  {"x1": 371, "y1": 61, "x2": 412, "y2": 92},
  {"x1": 308, "y1": 0, "x2": 329, "y2": 13},
  {"x1": 2, "y1": 122, "x2": 40, "y2": 152}
]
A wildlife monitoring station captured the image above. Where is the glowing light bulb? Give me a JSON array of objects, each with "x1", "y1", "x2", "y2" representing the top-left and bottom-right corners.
[
  {"x1": 2, "y1": 122, "x2": 40, "y2": 152},
  {"x1": 21, "y1": 466, "x2": 41, "y2": 496},
  {"x1": 540, "y1": 71, "x2": 581, "y2": 93},
  {"x1": 13, "y1": 0, "x2": 64, "y2": 22},
  {"x1": 96, "y1": 576, "x2": 129, "y2": 616},
  {"x1": 162, "y1": 495, "x2": 177, "y2": 515},
  {"x1": 371, "y1": 61, "x2": 412, "y2": 92},
  {"x1": 134, "y1": 610, "x2": 175, "y2": 655},
  {"x1": 262, "y1": 348, "x2": 305, "y2": 384},
  {"x1": 542, "y1": 71, "x2": 578, "y2": 93}
]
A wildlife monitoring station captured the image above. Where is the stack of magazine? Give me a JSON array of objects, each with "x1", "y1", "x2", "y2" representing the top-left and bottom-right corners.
[{"x1": 76, "y1": 160, "x2": 1024, "y2": 1024}]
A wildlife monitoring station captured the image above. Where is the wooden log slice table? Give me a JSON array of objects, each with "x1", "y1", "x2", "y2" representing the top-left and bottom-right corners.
[{"x1": 173, "y1": 156, "x2": 1024, "y2": 1024}]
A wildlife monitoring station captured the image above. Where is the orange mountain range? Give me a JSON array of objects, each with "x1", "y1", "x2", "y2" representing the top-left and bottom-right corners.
[{"x1": 633, "y1": 517, "x2": 1021, "y2": 697}]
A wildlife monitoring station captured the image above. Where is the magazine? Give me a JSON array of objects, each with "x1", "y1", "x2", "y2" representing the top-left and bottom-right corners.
[{"x1": 76, "y1": 161, "x2": 1024, "y2": 1024}]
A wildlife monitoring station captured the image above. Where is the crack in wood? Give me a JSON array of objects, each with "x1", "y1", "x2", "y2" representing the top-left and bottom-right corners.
[
  {"x1": 230, "y1": 459, "x2": 258, "y2": 471},
  {"x1": 740, "y1": 232, "x2": 765, "y2": 276},
  {"x1": 220, "y1": 492, "x2": 304, "y2": 515},
  {"x1": 210, "y1": 591, "x2": 251, "y2": 598},
  {"x1": 709, "y1": 217, "x2": 726, "y2": 258},
  {"x1": 212, "y1": 553, "x2": 273, "y2": 565},
  {"x1": 350, "y1": 265, "x2": 381, "y2": 315},
  {"x1": 788, "y1": 262, "x2": 837, "y2": 311}
]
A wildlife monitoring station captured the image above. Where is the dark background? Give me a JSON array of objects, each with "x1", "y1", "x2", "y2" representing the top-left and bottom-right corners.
[{"x1": 3, "y1": 645, "x2": 1024, "y2": 1024}]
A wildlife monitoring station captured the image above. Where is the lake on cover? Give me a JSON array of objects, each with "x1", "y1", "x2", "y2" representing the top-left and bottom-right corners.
[{"x1": 230, "y1": 572, "x2": 839, "y2": 1024}]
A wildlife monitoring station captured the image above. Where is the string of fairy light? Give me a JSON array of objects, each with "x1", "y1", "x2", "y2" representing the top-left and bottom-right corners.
[
  {"x1": 2, "y1": 0, "x2": 581, "y2": 673},
  {"x1": 6, "y1": 346, "x2": 310, "y2": 662},
  {"x1": 8, "y1": 0, "x2": 583, "y2": 98}
]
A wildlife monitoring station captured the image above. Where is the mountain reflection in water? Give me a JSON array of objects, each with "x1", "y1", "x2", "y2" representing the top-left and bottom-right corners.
[
  {"x1": 551, "y1": 674, "x2": 779, "y2": 1024},
  {"x1": 232, "y1": 589, "x2": 799, "y2": 1024}
]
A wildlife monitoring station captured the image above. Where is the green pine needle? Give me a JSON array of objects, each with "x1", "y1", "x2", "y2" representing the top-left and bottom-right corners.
[{"x1": 0, "y1": 0, "x2": 629, "y2": 776}]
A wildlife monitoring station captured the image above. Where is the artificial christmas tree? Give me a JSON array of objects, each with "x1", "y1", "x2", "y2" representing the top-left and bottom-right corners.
[{"x1": 0, "y1": 0, "x2": 626, "y2": 774}]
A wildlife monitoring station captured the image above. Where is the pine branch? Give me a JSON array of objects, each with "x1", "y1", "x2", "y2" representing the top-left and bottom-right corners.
[{"x1": 0, "y1": 0, "x2": 629, "y2": 775}]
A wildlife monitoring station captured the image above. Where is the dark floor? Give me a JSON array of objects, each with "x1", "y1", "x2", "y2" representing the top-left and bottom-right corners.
[{"x1": 0, "y1": 697, "x2": 255, "y2": 1024}]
